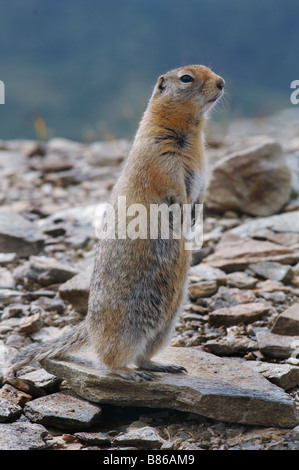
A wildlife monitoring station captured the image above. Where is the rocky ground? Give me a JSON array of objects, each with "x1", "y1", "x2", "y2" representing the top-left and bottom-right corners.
[{"x1": 0, "y1": 109, "x2": 299, "y2": 450}]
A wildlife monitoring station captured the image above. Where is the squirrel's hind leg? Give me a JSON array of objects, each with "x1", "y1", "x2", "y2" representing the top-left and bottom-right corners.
[
  {"x1": 94, "y1": 335, "x2": 157, "y2": 382},
  {"x1": 135, "y1": 324, "x2": 187, "y2": 374}
]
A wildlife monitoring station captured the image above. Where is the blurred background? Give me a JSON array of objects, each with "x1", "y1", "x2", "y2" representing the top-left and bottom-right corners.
[{"x1": 0, "y1": 0, "x2": 298, "y2": 142}]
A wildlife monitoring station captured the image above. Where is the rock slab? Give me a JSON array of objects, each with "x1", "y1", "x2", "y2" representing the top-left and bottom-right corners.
[
  {"x1": 23, "y1": 392, "x2": 102, "y2": 430},
  {"x1": 0, "y1": 422, "x2": 49, "y2": 450},
  {"x1": 58, "y1": 267, "x2": 93, "y2": 313},
  {"x1": 271, "y1": 304, "x2": 299, "y2": 336},
  {"x1": 42, "y1": 346, "x2": 298, "y2": 428},
  {"x1": 204, "y1": 232, "x2": 299, "y2": 272},
  {"x1": 209, "y1": 302, "x2": 270, "y2": 326},
  {"x1": 256, "y1": 330, "x2": 299, "y2": 359},
  {"x1": 205, "y1": 138, "x2": 291, "y2": 216},
  {"x1": 0, "y1": 211, "x2": 45, "y2": 257},
  {"x1": 231, "y1": 210, "x2": 299, "y2": 237}
]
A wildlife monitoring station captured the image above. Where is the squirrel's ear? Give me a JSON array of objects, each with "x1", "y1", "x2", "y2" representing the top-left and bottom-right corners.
[{"x1": 157, "y1": 75, "x2": 166, "y2": 92}]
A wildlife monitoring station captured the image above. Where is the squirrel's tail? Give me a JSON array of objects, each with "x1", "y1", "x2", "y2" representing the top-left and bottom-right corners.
[{"x1": 7, "y1": 322, "x2": 88, "y2": 375}]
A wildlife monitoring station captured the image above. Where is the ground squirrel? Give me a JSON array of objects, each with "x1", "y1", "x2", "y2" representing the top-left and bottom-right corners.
[{"x1": 8, "y1": 65, "x2": 224, "y2": 382}]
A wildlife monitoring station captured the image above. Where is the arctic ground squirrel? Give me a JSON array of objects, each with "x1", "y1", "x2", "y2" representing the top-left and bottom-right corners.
[{"x1": 9, "y1": 65, "x2": 224, "y2": 382}]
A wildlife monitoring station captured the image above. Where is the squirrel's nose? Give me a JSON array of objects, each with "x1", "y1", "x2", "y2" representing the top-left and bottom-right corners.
[{"x1": 216, "y1": 77, "x2": 225, "y2": 90}]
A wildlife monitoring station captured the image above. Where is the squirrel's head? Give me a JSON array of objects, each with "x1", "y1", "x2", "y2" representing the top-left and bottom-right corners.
[{"x1": 152, "y1": 65, "x2": 225, "y2": 116}]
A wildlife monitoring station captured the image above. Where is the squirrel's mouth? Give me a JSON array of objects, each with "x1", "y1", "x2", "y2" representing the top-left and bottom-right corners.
[{"x1": 206, "y1": 91, "x2": 222, "y2": 103}]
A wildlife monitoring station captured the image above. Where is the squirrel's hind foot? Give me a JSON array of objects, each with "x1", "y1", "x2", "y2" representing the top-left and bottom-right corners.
[
  {"x1": 137, "y1": 360, "x2": 187, "y2": 374},
  {"x1": 110, "y1": 369, "x2": 156, "y2": 382}
]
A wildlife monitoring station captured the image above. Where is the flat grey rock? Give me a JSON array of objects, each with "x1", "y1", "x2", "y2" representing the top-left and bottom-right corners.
[
  {"x1": 203, "y1": 232, "x2": 299, "y2": 272},
  {"x1": 271, "y1": 303, "x2": 299, "y2": 336},
  {"x1": 0, "y1": 422, "x2": 49, "y2": 450},
  {"x1": 188, "y1": 264, "x2": 227, "y2": 284},
  {"x1": 231, "y1": 210, "x2": 299, "y2": 237},
  {"x1": 13, "y1": 255, "x2": 79, "y2": 288},
  {"x1": 256, "y1": 330, "x2": 299, "y2": 359},
  {"x1": 0, "y1": 397, "x2": 22, "y2": 422},
  {"x1": 42, "y1": 346, "x2": 298, "y2": 428},
  {"x1": 113, "y1": 426, "x2": 163, "y2": 449},
  {"x1": 75, "y1": 431, "x2": 112, "y2": 446},
  {"x1": 58, "y1": 266, "x2": 93, "y2": 313},
  {"x1": 0, "y1": 211, "x2": 45, "y2": 257},
  {"x1": 209, "y1": 302, "x2": 270, "y2": 327},
  {"x1": 249, "y1": 261, "x2": 293, "y2": 283},
  {"x1": 18, "y1": 368, "x2": 61, "y2": 393},
  {"x1": 245, "y1": 361, "x2": 299, "y2": 391},
  {"x1": 23, "y1": 392, "x2": 102, "y2": 430}
]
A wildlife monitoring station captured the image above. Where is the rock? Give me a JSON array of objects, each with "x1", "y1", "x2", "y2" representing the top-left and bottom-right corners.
[
  {"x1": 0, "y1": 253, "x2": 17, "y2": 265},
  {"x1": 0, "y1": 267, "x2": 15, "y2": 289},
  {"x1": 3, "y1": 139, "x2": 45, "y2": 157},
  {"x1": 205, "y1": 138, "x2": 291, "y2": 216},
  {"x1": 0, "y1": 397, "x2": 22, "y2": 422},
  {"x1": 291, "y1": 425, "x2": 299, "y2": 441},
  {"x1": 19, "y1": 313, "x2": 43, "y2": 334},
  {"x1": 188, "y1": 280, "x2": 218, "y2": 300},
  {"x1": 23, "y1": 392, "x2": 102, "y2": 430},
  {"x1": 293, "y1": 263, "x2": 299, "y2": 275},
  {"x1": 42, "y1": 346, "x2": 298, "y2": 428},
  {"x1": 253, "y1": 279, "x2": 291, "y2": 294},
  {"x1": 286, "y1": 151, "x2": 299, "y2": 194},
  {"x1": 13, "y1": 255, "x2": 79, "y2": 288},
  {"x1": 266, "y1": 232, "x2": 299, "y2": 247},
  {"x1": 0, "y1": 211, "x2": 45, "y2": 256},
  {"x1": 204, "y1": 335, "x2": 257, "y2": 356},
  {"x1": 30, "y1": 325, "x2": 70, "y2": 343},
  {"x1": 231, "y1": 210, "x2": 299, "y2": 237},
  {"x1": 0, "y1": 289, "x2": 26, "y2": 306},
  {"x1": 30, "y1": 296, "x2": 65, "y2": 314},
  {"x1": 38, "y1": 203, "x2": 104, "y2": 228},
  {"x1": 226, "y1": 272, "x2": 258, "y2": 289},
  {"x1": 58, "y1": 267, "x2": 93, "y2": 314},
  {"x1": 258, "y1": 291, "x2": 286, "y2": 303},
  {"x1": 113, "y1": 426, "x2": 163, "y2": 449},
  {"x1": 256, "y1": 330, "x2": 299, "y2": 359},
  {"x1": 0, "y1": 384, "x2": 32, "y2": 407},
  {"x1": 206, "y1": 286, "x2": 256, "y2": 311},
  {"x1": 209, "y1": 302, "x2": 270, "y2": 327},
  {"x1": 29, "y1": 153, "x2": 73, "y2": 173},
  {"x1": 85, "y1": 139, "x2": 131, "y2": 166},
  {"x1": 0, "y1": 422, "x2": 49, "y2": 450},
  {"x1": 0, "y1": 150, "x2": 27, "y2": 177},
  {"x1": 188, "y1": 264, "x2": 227, "y2": 284},
  {"x1": 42, "y1": 223, "x2": 66, "y2": 238},
  {"x1": 75, "y1": 431, "x2": 112, "y2": 446},
  {"x1": 191, "y1": 247, "x2": 213, "y2": 266},
  {"x1": 203, "y1": 232, "x2": 299, "y2": 272},
  {"x1": 46, "y1": 137, "x2": 86, "y2": 154},
  {"x1": 2, "y1": 303, "x2": 30, "y2": 319},
  {"x1": 248, "y1": 261, "x2": 293, "y2": 283},
  {"x1": 18, "y1": 368, "x2": 61, "y2": 393},
  {"x1": 271, "y1": 304, "x2": 299, "y2": 336},
  {"x1": 246, "y1": 361, "x2": 299, "y2": 391}
]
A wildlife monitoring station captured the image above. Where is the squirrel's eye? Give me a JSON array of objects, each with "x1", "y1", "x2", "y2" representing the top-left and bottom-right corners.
[{"x1": 179, "y1": 74, "x2": 194, "y2": 83}]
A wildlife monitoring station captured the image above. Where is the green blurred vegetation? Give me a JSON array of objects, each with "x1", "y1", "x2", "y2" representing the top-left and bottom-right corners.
[{"x1": 0, "y1": 0, "x2": 298, "y2": 141}]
